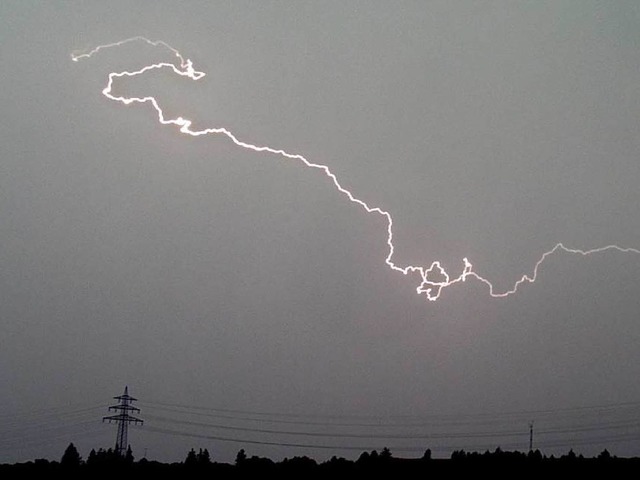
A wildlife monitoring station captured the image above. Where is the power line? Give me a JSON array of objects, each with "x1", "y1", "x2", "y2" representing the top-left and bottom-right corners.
[
  {"x1": 0, "y1": 406, "x2": 104, "y2": 433},
  {"x1": 145, "y1": 424, "x2": 640, "y2": 454},
  {"x1": 146, "y1": 412, "x2": 640, "y2": 440},
  {"x1": 0, "y1": 401, "x2": 105, "y2": 420},
  {"x1": 141, "y1": 403, "x2": 527, "y2": 429},
  {"x1": 146, "y1": 414, "x2": 533, "y2": 440},
  {"x1": 141, "y1": 398, "x2": 640, "y2": 423},
  {"x1": 0, "y1": 422, "x2": 108, "y2": 454},
  {"x1": 140, "y1": 400, "x2": 640, "y2": 431},
  {"x1": 139, "y1": 406, "x2": 640, "y2": 460},
  {"x1": 144, "y1": 425, "x2": 402, "y2": 452},
  {"x1": 4, "y1": 395, "x2": 639, "y2": 459}
]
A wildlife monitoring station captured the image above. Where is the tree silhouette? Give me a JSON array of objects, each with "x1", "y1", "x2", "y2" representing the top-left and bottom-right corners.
[
  {"x1": 598, "y1": 449, "x2": 612, "y2": 460},
  {"x1": 87, "y1": 448, "x2": 97, "y2": 465},
  {"x1": 197, "y1": 448, "x2": 211, "y2": 465},
  {"x1": 528, "y1": 449, "x2": 543, "y2": 462},
  {"x1": 61, "y1": 442, "x2": 81, "y2": 467},
  {"x1": 356, "y1": 451, "x2": 370, "y2": 464},
  {"x1": 3, "y1": 444, "x2": 640, "y2": 476},
  {"x1": 184, "y1": 448, "x2": 198, "y2": 467},
  {"x1": 236, "y1": 448, "x2": 247, "y2": 466},
  {"x1": 125, "y1": 445, "x2": 134, "y2": 464}
]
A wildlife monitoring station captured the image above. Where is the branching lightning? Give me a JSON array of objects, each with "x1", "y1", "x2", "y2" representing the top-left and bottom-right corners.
[{"x1": 71, "y1": 37, "x2": 640, "y2": 301}]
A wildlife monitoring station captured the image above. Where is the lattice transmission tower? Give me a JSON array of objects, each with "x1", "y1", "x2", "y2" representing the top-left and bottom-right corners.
[{"x1": 103, "y1": 386, "x2": 144, "y2": 456}]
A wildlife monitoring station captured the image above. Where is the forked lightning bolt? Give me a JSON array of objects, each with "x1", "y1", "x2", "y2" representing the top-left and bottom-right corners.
[{"x1": 71, "y1": 37, "x2": 640, "y2": 301}]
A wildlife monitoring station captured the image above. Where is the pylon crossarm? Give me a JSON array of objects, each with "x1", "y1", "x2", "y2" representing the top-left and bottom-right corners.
[{"x1": 108, "y1": 404, "x2": 140, "y2": 413}]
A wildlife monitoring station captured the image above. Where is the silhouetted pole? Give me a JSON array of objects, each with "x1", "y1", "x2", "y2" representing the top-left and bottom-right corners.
[
  {"x1": 103, "y1": 386, "x2": 144, "y2": 456},
  {"x1": 529, "y1": 422, "x2": 534, "y2": 452}
]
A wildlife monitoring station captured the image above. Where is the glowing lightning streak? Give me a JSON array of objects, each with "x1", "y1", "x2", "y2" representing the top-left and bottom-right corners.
[{"x1": 72, "y1": 37, "x2": 640, "y2": 301}]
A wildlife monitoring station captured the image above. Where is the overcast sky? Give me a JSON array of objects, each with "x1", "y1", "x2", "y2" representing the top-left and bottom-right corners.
[{"x1": 2, "y1": 0, "x2": 640, "y2": 463}]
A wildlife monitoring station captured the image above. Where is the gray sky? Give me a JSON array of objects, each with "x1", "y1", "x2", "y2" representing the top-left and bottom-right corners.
[{"x1": 2, "y1": 0, "x2": 640, "y2": 463}]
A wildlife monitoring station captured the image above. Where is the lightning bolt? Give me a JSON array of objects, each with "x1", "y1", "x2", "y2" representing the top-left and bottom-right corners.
[{"x1": 71, "y1": 37, "x2": 640, "y2": 301}]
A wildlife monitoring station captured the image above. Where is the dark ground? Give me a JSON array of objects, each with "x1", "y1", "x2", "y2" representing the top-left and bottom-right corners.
[{"x1": 2, "y1": 445, "x2": 638, "y2": 478}]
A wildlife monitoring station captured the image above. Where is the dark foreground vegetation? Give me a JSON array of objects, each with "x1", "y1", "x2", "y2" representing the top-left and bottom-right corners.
[{"x1": 2, "y1": 443, "x2": 639, "y2": 477}]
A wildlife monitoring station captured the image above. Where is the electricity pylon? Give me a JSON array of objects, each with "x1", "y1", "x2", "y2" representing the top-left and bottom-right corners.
[
  {"x1": 103, "y1": 386, "x2": 143, "y2": 456},
  {"x1": 529, "y1": 421, "x2": 534, "y2": 452}
]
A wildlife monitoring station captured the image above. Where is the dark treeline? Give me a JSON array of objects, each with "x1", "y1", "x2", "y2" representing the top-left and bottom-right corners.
[{"x1": 2, "y1": 443, "x2": 639, "y2": 477}]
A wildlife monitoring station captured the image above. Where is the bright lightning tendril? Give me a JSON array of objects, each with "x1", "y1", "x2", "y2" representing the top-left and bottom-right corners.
[{"x1": 71, "y1": 37, "x2": 640, "y2": 301}]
